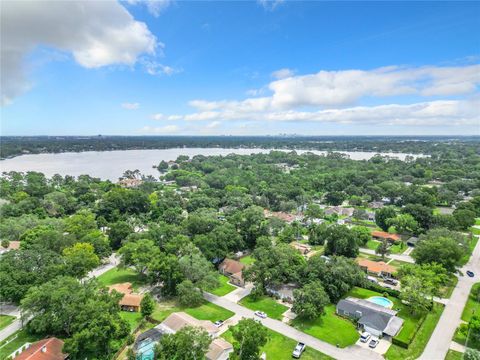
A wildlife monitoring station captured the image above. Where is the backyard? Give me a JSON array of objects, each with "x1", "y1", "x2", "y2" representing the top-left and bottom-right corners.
[
  {"x1": 365, "y1": 240, "x2": 406, "y2": 255},
  {"x1": 222, "y1": 326, "x2": 333, "y2": 360},
  {"x1": 0, "y1": 315, "x2": 15, "y2": 331},
  {"x1": 96, "y1": 267, "x2": 146, "y2": 290},
  {"x1": 210, "y1": 274, "x2": 236, "y2": 296},
  {"x1": 238, "y1": 295, "x2": 289, "y2": 320}
]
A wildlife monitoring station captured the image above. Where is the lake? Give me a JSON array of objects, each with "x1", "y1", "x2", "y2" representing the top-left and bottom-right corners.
[{"x1": 0, "y1": 148, "x2": 424, "y2": 181}]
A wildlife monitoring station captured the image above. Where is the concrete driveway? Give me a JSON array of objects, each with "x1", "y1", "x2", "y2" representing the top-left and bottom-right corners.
[
  {"x1": 355, "y1": 337, "x2": 391, "y2": 355},
  {"x1": 223, "y1": 283, "x2": 253, "y2": 302}
]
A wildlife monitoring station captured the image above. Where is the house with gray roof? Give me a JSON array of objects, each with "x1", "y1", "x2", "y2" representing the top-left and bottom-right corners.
[{"x1": 336, "y1": 297, "x2": 403, "y2": 338}]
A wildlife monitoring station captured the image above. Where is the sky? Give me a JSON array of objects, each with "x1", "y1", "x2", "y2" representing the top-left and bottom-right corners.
[{"x1": 1, "y1": 0, "x2": 479, "y2": 136}]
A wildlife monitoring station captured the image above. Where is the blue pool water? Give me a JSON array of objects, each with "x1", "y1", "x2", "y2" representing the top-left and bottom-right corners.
[{"x1": 367, "y1": 296, "x2": 394, "y2": 308}]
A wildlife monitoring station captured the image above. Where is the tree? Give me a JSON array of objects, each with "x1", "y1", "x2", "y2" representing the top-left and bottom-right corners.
[
  {"x1": 141, "y1": 293, "x2": 155, "y2": 318},
  {"x1": 178, "y1": 244, "x2": 219, "y2": 291},
  {"x1": 399, "y1": 275, "x2": 433, "y2": 315},
  {"x1": 375, "y1": 240, "x2": 391, "y2": 261},
  {"x1": 351, "y1": 226, "x2": 371, "y2": 246},
  {"x1": 119, "y1": 239, "x2": 160, "y2": 275},
  {"x1": 412, "y1": 228, "x2": 466, "y2": 272},
  {"x1": 230, "y1": 206, "x2": 268, "y2": 248},
  {"x1": 158, "y1": 160, "x2": 169, "y2": 171},
  {"x1": 453, "y1": 209, "x2": 476, "y2": 230},
  {"x1": 63, "y1": 243, "x2": 100, "y2": 278},
  {"x1": 401, "y1": 204, "x2": 433, "y2": 231},
  {"x1": 375, "y1": 207, "x2": 397, "y2": 231},
  {"x1": 64, "y1": 210, "x2": 97, "y2": 239},
  {"x1": 147, "y1": 252, "x2": 184, "y2": 295},
  {"x1": 308, "y1": 223, "x2": 326, "y2": 245},
  {"x1": 324, "y1": 225, "x2": 359, "y2": 258},
  {"x1": 292, "y1": 281, "x2": 330, "y2": 320},
  {"x1": 324, "y1": 191, "x2": 347, "y2": 206},
  {"x1": 387, "y1": 214, "x2": 418, "y2": 235},
  {"x1": 176, "y1": 280, "x2": 203, "y2": 307},
  {"x1": 108, "y1": 221, "x2": 133, "y2": 250},
  {"x1": 229, "y1": 319, "x2": 268, "y2": 360},
  {"x1": 397, "y1": 263, "x2": 450, "y2": 297},
  {"x1": 156, "y1": 326, "x2": 211, "y2": 360},
  {"x1": 20, "y1": 224, "x2": 74, "y2": 253}
]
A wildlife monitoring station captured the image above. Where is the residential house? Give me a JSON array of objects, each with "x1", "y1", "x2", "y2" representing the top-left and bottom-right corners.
[
  {"x1": 324, "y1": 206, "x2": 354, "y2": 217},
  {"x1": 371, "y1": 231, "x2": 401, "y2": 243},
  {"x1": 118, "y1": 178, "x2": 143, "y2": 188},
  {"x1": 157, "y1": 312, "x2": 220, "y2": 337},
  {"x1": 290, "y1": 242, "x2": 311, "y2": 256},
  {"x1": 263, "y1": 209, "x2": 303, "y2": 224},
  {"x1": 357, "y1": 259, "x2": 397, "y2": 278},
  {"x1": 406, "y1": 236, "x2": 419, "y2": 247},
  {"x1": 218, "y1": 258, "x2": 245, "y2": 287},
  {"x1": 206, "y1": 338, "x2": 234, "y2": 360},
  {"x1": 12, "y1": 338, "x2": 68, "y2": 360},
  {"x1": 336, "y1": 297, "x2": 403, "y2": 338},
  {"x1": 108, "y1": 282, "x2": 144, "y2": 312},
  {"x1": 368, "y1": 201, "x2": 385, "y2": 209},
  {"x1": 266, "y1": 283, "x2": 298, "y2": 303},
  {"x1": 0, "y1": 240, "x2": 20, "y2": 255}
]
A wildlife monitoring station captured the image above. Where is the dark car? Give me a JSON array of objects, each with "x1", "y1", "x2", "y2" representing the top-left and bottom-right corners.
[{"x1": 466, "y1": 271, "x2": 475, "y2": 277}]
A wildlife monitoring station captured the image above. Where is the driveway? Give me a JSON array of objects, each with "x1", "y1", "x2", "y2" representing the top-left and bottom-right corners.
[
  {"x1": 418, "y1": 236, "x2": 480, "y2": 360},
  {"x1": 355, "y1": 337, "x2": 391, "y2": 355},
  {"x1": 86, "y1": 253, "x2": 119, "y2": 279},
  {"x1": 223, "y1": 283, "x2": 253, "y2": 303},
  {"x1": 204, "y1": 292, "x2": 383, "y2": 360}
]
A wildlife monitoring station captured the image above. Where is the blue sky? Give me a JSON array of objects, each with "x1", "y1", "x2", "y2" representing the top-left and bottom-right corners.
[{"x1": 1, "y1": 0, "x2": 479, "y2": 136}]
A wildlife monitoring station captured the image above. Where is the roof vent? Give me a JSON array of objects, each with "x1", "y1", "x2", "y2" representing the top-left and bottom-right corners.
[{"x1": 41, "y1": 345, "x2": 47, "y2": 353}]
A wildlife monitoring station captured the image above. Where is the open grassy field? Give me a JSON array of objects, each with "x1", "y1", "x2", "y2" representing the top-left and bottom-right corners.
[
  {"x1": 151, "y1": 299, "x2": 234, "y2": 323},
  {"x1": 222, "y1": 326, "x2": 333, "y2": 360},
  {"x1": 461, "y1": 283, "x2": 480, "y2": 322},
  {"x1": 238, "y1": 295, "x2": 289, "y2": 320},
  {"x1": 0, "y1": 315, "x2": 15, "y2": 331},
  {"x1": 385, "y1": 302, "x2": 444, "y2": 360},
  {"x1": 96, "y1": 267, "x2": 146, "y2": 290},
  {"x1": 210, "y1": 274, "x2": 236, "y2": 296},
  {"x1": 0, "y1": 330, "x2": 44, "y2": 359},
  {"x1": 239, "y1": 255, "x2": 255, "y2": 265},
  {"x1": 291, "y1": 304, "x2": 359, "y2": 348}
]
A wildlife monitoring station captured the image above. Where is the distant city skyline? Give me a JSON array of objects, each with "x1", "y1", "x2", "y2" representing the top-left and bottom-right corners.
[{"x1": 1, "y1": 1, "x2": 479, "y2": 136}]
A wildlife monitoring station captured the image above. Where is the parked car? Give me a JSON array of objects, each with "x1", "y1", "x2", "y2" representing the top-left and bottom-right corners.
[
  {"x1": 292, "y1": 342, "x2": 306, "y2": 358},
  {"x1": 467, "y1": 270, "x2": 475, "y2": 277},
  {"x1": 369, "y1": 337, "x2": 379, "y2": 349},
  {"x1": 360, "y1": 332, "x2": 371, "y2": 343},
  {"x1": 214, "y1": 320, "x2": 224, "y2": 327},
  {"x1": 254, "y1": 311, "x2": 267, "y2": 319},
  {"x1": 384, "y1": 278, "x2": 398, "y2": 286}
]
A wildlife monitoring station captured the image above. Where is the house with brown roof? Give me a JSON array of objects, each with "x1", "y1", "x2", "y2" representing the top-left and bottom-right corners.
[
  {"x1": 371, "y1": 231, "x2": 401, "y2": 243},
  {"x1": 0, "y1": 240, "x2": 20, "y2": 255},
  {"x1": 117, "y1": 178, "x2": 143, "y2": 188},
  {"x1": 12, "y1": 338, "x2": 68, "y2": 360},
  {"x1": 290, "y1": 242, "x2": 311, "y2": 256},
  {"x1": 218, "y1": 259, "x2": 245, "y2": 287},
  {"x1": 357, "y1": 259, "x2": 397, "y2": 278},
  {"x1": 108, "y1": 282, "x2": 144, "y2": 312}
]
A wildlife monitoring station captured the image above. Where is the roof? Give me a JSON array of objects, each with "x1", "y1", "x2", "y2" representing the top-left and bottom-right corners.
[
  {"x1": 206, "y1": 338, "x2": 233, "y2": 360},
  {"x1": 119, "y1": 293, "x2": 144, "y2": 308},
  {"x1": 290, "y1": 242, "x2": 311, "y2": 253},
  {"x1": 407, "y1": 237, "x2": 419, "y2": 244},
  {"x1": 134, "y1": 328, "x2": 164, "y2": 351},
  {"x1": 357, "y1": 259, "x2": 397, "y2": 274},
  {"x1": 13, "y1": 338, "x2": 67, "y2": 360},
  {"x1": 263, "y1": 209, "x2": 298, "y2": 223},
  {"x1": 371, "y1": 231, "x2": 401, "y2": 242},
  {"x1": 0, "y1": 241, "x2": 20, "y2": 250},
  {"x1": 108, "y1": 282, "x2": 133, "y2": 295},
  {"x1": 158, "y1": 312, "x2": 219, "y2": 335},
  {"x1": 219, "y1": 259, "x2": 244, "y2": 275},
  {"x1": 337, "y1": 297, "x2": 402, "y2": 335}
]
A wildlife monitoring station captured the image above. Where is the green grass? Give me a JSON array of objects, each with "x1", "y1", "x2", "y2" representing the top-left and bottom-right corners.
[
  {"x1": 470, "y1": 227, "x2": 480, "y2": 236},
  {"x1": 365, "y1": 239, "x2": 381, "y2": 250},
  {"x1": 445, "y1": 349, "x2": 463, "y2": 360},
  {"x1": 388, "y1": 259, "x2": 409, "y2": 268},
  {"x1": 453, "y1": 325, "x2": 480, "y2": 350},
  {"x1": 120, "y1": 311, "x2": 144, "y2": 331},
  {"x1": 96, "y1": 267, "x2": 146, "y2": 290},
  {"x1": 239, "y1": 255, "x2": 255, "y2": 265},
  {"x1": 0, "y1": 329, "x2": 44, "y2": 359},
  {"x1": 210, "y1": 274, "x2": 236, "y2": 296},
  {"x1": 222, "y1": 326, "x2": 333, "y2": 360},
  {"x1": 0, "y1": 315, "x2": 15, "y2": 331},
  {"x1": 461, "y1": 236, "x2": 479, "y2": 265},
  {"x1": 475, "y1": 218, "x2": 480, "y2": 226},
  {"x1": 357, "y1": 252, "x2": 384, "y2": 261},
  {"x1": 364, "y1": 239, "x2": 405, "y2": 254},
  {"x1": 291, "y1": 304, "x2": 359, "y2": 348},
  {"x1": 151, "y1": 299, "x2": 234, "y2": 323},
  {"x1": 385, "y1": 302, "x2": 444, "y2": 360},
  {"x1": 438, "y1": 275, "x2": 459, "y2": 299},
  {"x1": 239, "y1": 295, "x2": 289, "y2": 320},
  {"x1": 461, "y1": 283, "x2": 480, "y2": 322}
]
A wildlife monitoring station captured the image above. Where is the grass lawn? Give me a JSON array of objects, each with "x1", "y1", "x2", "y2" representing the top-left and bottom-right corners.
[
  {"x1": 222, "y1": 326, "x2": 333, "y2": 360},
  {"x1": 120, "y1": 311, "x2": 144, "y2": 331},
  {"x1": 96, "y1": 267, "x2": 146, "y2": 290},
  {"x1": 357, "y1": 252, "x2": 384, "y2": 262},
  {"x1": 472, "y1": 227, "x2": 480, "y2": 236},
  {"x1": 461, "y1": 283, "x2": 480, "y2": 322},
  {"x1": 291, "y1": 304, "x2": 359, "y2": 348},
  {"x1": 438, "y1": 275, "x2": 459, "y2": 299},
  {"x1": 389, "y1": 242, "x2": 407, "y2": 254},
  {"x1": 239, "y1": 255, "x2": 255, "y2": 265},
  {"x1": 366, "y1": 239, "x2": 381, "y2": 250},
  {"x1": 239, "y1": 295, "x2": 289, "y2": 320},
  {"x1": 210, "y1": 274, "x2": 236, "y2": 296},
  {"x1": 461, "y1": 236, "x2": 479, "y2": 265},
  {"x1": 0, "y1": 329, "x2": 44, "y2": 359},
  {"x1": 445, "y1": 349, "x2": 463, "y2": 360},
  {"x1": 0, "y1": 315, "x2": 15, "y2": 331},
  {"x1": 388, "y1": 259, "x2": 409, "y2": 268},
  {"x1": 453, "y1": 325, "x2": 480, "y2": 350},
  {"x1": 151, "y1": 299, "x2": 234, "y2": 323},
  {"x1": 385, "y1": 302, "x2": 444, "y2": 360},
  {"x1": 475, "y1": 218, "x2": 480, "y2": 226}
]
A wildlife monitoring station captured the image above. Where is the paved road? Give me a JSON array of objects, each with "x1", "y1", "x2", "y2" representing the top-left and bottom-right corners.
[
  {"x1": 0, "y1": 254, "x2": 120, "y2": 343},
  {"x1": 359, "y1": 247, "x2": 415, "y2": 263},
  {"x1": 418, "y1": 236, "x2": 480, "y2": 360},
  {"x1": 204, "y1": 292, "x2": 383, "y2": 360}
]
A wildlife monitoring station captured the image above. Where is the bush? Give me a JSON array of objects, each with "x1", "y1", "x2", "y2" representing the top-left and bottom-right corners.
[
  {"x1": 392, "y1": 312, "x2": 427, "y2": 349},
  {"x1": 364, "y1": 281, "x2": 401, "y2": 297}
]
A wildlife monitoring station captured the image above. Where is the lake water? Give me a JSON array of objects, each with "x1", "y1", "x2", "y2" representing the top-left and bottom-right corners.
[{"x1": 0, "y1": 148, "x2": 424, "y2": 181}]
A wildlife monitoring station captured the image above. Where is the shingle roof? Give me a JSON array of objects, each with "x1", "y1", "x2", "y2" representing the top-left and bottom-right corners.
[
  {"x1": 219, "y1": 259, "x2": 244, "y2": 275},
  {"x1": 206, "y1": 338, "x2": 233, "y2": 360},
  {"x1": 357, "y1": 259, "x2": 397, "y2": 274},
  {"x1": 13, "y1": 338, "x2": 67, "y2": 360},
  {"x1": 157, "y1": 312, "x2": 219, "y2": 335}
]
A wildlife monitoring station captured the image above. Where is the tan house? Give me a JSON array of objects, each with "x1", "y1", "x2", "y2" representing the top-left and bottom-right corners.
[
  {"x1": 108, "y1": 282, "x2": 144, "y2": 312},
  {"x1": 357, "y1": 259, "x2": 397, "y2": 278},
  {"x1": 218, "y1": 259, "x2": 245, "y2": 287},
  {"x1": 206, "y1": 338, "x2": 234, "y2": 360},
  {"x1": 157, "y1": 312, "x2": 219, "y2": 337}
]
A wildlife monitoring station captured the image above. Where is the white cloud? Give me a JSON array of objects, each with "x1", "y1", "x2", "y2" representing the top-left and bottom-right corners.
[
  {"x1": 122, "y1": 102, "x2": 140, "y2": 110},
  {"x1": 257, "y1": 0, "x2": 284, "y2": 11},
  {"x1": 271, "y1": 68, "x2": 295, "y2": 79},
  {"x1": 139, "y1": 125, "x2": 180, "y2": 134},
  {"x1": 142, "y1": 59, "x2": 180, "y2": 76},
  {"x1": 1, "y1": 0, "x2": 157, "y2": 105},
  {"x1": 151, "y1": 113, "x2": 164, "y2": 120},
  {"x1": 127, "y1": 0, "x2": 172, "y2": 17},
  {"x1": 206, "y1": 121, "x2": 222, "y2": 129}
]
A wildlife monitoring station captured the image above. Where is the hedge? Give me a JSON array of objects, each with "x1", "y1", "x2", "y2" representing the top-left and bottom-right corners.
[
  {"x1": 392, "y1": 312, "x2": 427, "y2": 349},
  {"x1": 364, "y1": 281, "x2": 401, "y2": 298}
]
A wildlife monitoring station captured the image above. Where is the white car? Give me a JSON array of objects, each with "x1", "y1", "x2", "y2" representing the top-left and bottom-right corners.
[
  {"x1": 369, "y1": 337, "x2": 380, "y2": 349},
  {"x1": 254, "y1": 311, "x2": 267, "y2": 319},
  {"x1": 214, "y1": 320, "x2": 224, "y2": 327},
  {"x1": 292, "y1": 342, "x2": 306, "y2": 358},
  {"x1": 360, "y1": 332, "x2": 371, "y2": 343}
]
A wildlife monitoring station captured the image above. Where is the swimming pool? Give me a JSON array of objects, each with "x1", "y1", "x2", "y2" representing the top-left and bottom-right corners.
[{"x1": 367, "y1": 296, "x2": 394, "y2": 309}]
